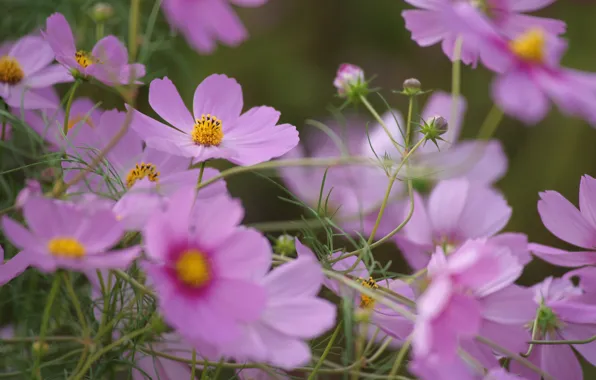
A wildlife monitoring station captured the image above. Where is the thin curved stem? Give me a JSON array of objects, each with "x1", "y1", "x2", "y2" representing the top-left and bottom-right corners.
[
  {"x1": 63, "y1": 80, "x2": 81, "y2": 136},
  {"x1": 529, "y1": 335, "x2": 596, "y2": 345},
  {"x1": 32, "y1": 275, "x2": 61, "y2": 378},
  {"x1": 308, "y1": 321, "x2": 343, "y2": 380},
  {"x1": 388, "y1": 336, "x2": 412, "y2": 377},
  {"x1": 359, "y1": 95, "x2": 403, "y2": 155},
  {"x1": 477, "y1": 104, "x2": 504, "y2": 140}
]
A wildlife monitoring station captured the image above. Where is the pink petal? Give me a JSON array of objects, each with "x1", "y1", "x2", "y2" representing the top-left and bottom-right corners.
[
  {"x1": 148, "y1": 77, "x2": 194, "y2": 131},
  {"x1": 540, "y1": 341, "x2": 582, "y2": 380},
  {"x1": 579, "y1": 175, "x2": 596, "y2": 230},
  {"x1": 561, "y1": 324, "x2": 596, "y2": 366},
  {"x1": 538, "y1": 190, "x2": 596, "y2": 248},
  {"x1": 8, "y1": 36, "x2": 54, "y2": 76},
  {"x1": 262, "y1": 255, "x2": 322, "y2": 298},
  {"x1": 0, "y1": 251, "x2": 35, "y2": 285},
  {"x1": 207, "y1": 278, "x2": 267, "y2": 323},
  {"x1": 402, "y1": 9, "x2": 448, "y2": 47},
  {"x1": 2, "y1": 217, "x2": 37, "y2": 250},
  {"x1": 192, "y1": 74, "x2": 243, "y2": 124},
  {"x1": 91, "y1": 36, "x2": 128, "y2": 66},
  {"x1": 481, "y1": 285, "x2": 536, "y2": 324},
  {"x1": 492, "y1": 69, "x2": 550, "y2": 125},
  {"x1": 529, "y1": 243, "x2": 596, "y2": 267},
  {"x1": 428, "y1": 178, "x2": 469, "y2": 238},
  {"x1": 402, "y1": 192, "x2": 433, "y2": 246},
  {"x1": 190, "y1": 195, "x2": 244, "y2": 250},
  {"x1": 251, "y1": 324, "x2": 311, "y2": 369},
  {"x1": 262, "y1": 298, "x2": 336, "y2": 339},
  {"x1": 509, "y1": 0, "x2": 556, "y2": 12},
  {"x1": 43, "y1": 13, "x2": 77, "y2": 60}
]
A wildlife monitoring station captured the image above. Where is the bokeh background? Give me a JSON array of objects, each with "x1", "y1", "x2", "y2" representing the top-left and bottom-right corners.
[{"x1": 3, "y1": 0, "x2": 596, "y2": 374}]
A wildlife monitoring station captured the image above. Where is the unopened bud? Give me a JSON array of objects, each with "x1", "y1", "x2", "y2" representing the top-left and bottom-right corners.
[
  {"x1": 429, "y1": 115, "x2": 448, "y2": 135},
  {"x1": 403, "y1": 78, "x2": 421, "y2": 95},
  {"x1": 32, "y1": 341, "x2": 49, "y2": 356},
  {"x1": 91, "y1": 3, "x2": 114, "y2": 23},
  {"x1": 150, "y1": 314, "x2": 169, "y2": 334},
  {"x1": 420, "y1": 115, "x2": 448, "y2": 149},
  {"x1": 274, "y1": 235, "x2": 295, "y2": 256},
  {"x1": 333, "y1": 63, "x2": 368, "y2": 102}
]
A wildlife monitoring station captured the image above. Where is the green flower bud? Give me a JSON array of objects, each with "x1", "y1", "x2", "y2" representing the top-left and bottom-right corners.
[
  {"x1": 274, "y1": 235, "x2": 295, "y2": 256},
  {"x1": 403, "y1": 78, "x2": 422, "y2": 95},
  {"x1": 91, "y1": 3, "x2": 114, "y2": 23}
]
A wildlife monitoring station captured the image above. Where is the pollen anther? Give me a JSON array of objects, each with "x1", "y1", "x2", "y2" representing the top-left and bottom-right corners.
[
  {"x1": 0, "y1": 56, "x2": 24, "y2": 85},
  {"x1": 126, "y1": 162, "x2": 160, "y2": 188},
  {"x1": 176, "y1": 249, "x2": 211, "y2": 287},
  {"x1": 192, "y1": 114, "x2": 224, "y2": 146},
  {"x1": 47, "y1": 237, "x2": 86, "y2": 259},
  {"x1": 509, "y1": 28, "x2": 546, "y2": 63}
]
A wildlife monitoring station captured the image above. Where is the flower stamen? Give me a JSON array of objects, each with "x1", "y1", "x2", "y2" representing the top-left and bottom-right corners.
[
  {"x1": 0, "y1": 56, "x2": 24, "y2": 85},
  {"x1": 75, "y1": 50, "x2": 97, "y2": 68},
  {"x1": 359, "y1": 276, "x2": 379, "y2": 309},
  {"x1": 125, "y1": 162, "x2": 160, "y2": 188},
  {"x1": 192, "y1": 114, "x2": 223, "y2": 146},
  {"x1": 509, "y1": 28, "x2": 546, "y2": 63},
  {"x1": 176, "y1": 249, "x2": 211, "y2": 287},
  {"x1": 47, "y1": 237, "x2": 86, "y2": 259}
]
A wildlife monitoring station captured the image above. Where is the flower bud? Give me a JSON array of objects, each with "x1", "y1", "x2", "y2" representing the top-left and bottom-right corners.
[
  {"x1": 274, "y1": 234, "x2": 295, "y2": 256},
  {"x1": 403, "y1": 78, "x2": 422, "y2": 95},
  {"x1": 91, "y1": 3, "x2": 114, "y2": 23},
  {"x1": 420, "y1": 115, "x2": 448, "y2": 149},
  {"x1": 150, "y1": 314, "x2": 170, "y2": 334},
  {"x1": 333, "y1": 63, "x2": 368, "y2": 102},
  {"x1": 32, "y1": 341, "x2": 49, "y2": 356}
]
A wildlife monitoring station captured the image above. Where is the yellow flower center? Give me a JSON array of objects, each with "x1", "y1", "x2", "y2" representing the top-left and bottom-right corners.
[
  {"x1": 0, "y1": 56, "x2": 24, "y2": 85},
  {"x1": 191, "y1": 114, "x2": 223, "y2": 146},
  {"x1": 47, "y1": 237, "x2": 86, "y2": 259},
  {"x1": 176, "y1": 249, "x2": 211, "y2": 287},
  {"x1": 75, "y1": 50, "x2": 97, "y2": 68},
  {"x1": 125, "y1": 162, "x2": 160, "y2": 188},
  {"x1": 359, "y1": 277, "x2": 379, "y2": 309},
  {"x1": 67, "y1": 114, "x2": 94, "y2": 132},
  {"x1": 509, "y1": 28, "x2": 545, "y2": 63}
]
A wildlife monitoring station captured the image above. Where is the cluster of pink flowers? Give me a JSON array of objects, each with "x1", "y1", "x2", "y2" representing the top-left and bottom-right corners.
[{"x1": 3, "y1": 1, "x2": 596, "y2": 379}]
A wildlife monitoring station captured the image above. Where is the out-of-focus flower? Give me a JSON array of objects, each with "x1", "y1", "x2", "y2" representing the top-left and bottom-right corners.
[
  {"x1": 451, "y1": 5, "x2": 596, "y2": 125},
  {"x1": 43, "y1": 13, "x2": 145, "y2": 85},
  {"x1": 530, "y1": 175, "x2": 596, "y2": 267},
  {"x1": 131, "y1": 76, "x2": 298, "y2": 165},
  {"x1": 91, "y1": 3, "x2": 114, "y2": 23},
  {"x1": 237, "y1": 368, "x2": 289, "y2": 380},
  {"x1": 403, "y1": 77, "x2": 422, "y2": 95},
  {"x1": 219, "y1": 253, "x2": 336, "y2": 369},
  {"x1": 0, "y1": 37, "x2": 70, "y2": 109},
  {"x1": 333, "y1": 63, "x2": 368, "y2": 101},
  {"x1": 273, "y1": 234, "x2": 295, "y2": 256},
  {"x1": 15, "y1": 179, "x2": 42, "y2": 208},
  {"x1": 1, "y1": 196, "x2": 139, "y2": 275},
  {"x1": 510, "y1": 274, "x2": 596, "y2": 380},
  {"x1": 413, "y1": 239, "x2": 531, "y2": 365},
  {"x1": 413, "y1": 357, "x2": 529, "y2": 380},
  {"x1": 142, "y1": 186, "x2": 272, "y2": 348},
  {"x1": 64, "y1": 110, "x2": 199, "y2": 197},
  {"x1": 161, "y1": 0, "x2": 268, "y2": 54},
  {"x1": 402, "y1": 0, "x2": 565, "y2": 66},
  {"x1": 394, "y1": 178, "x2": 530, "y2": 269}
]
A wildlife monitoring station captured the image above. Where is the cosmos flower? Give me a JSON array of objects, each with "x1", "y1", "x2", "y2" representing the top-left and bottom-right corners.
[
  {"x1": 131, "y1": 76, "x2": 299, "y2": 165},
  {"x1": 530, "y1": 175, "x2": 596, "y2": 267},
  {"x1": 43, "y1": 13, "x2": 145, "y2": 85},
  {"x1": 1, "y1": 196, "x2": 140, "y2": 274},
  {"x1": 510, "y1": 274, "x2": 596, "y2": 380},
  {"x1": 142, "y1": 186, "x2": 272, "y2": 347},
  {"x1": 161, "y1": 0, "x2": 268, "y2": 54},
  {"x1": 0, "y1": 36, "x2": 70, "y2": 109},
  {"x1": 394, "y1": 178, "x2": 530, "y2": 269},
  {"x1": 402, "y1": 0, "x2": 565, "y2": 66}
]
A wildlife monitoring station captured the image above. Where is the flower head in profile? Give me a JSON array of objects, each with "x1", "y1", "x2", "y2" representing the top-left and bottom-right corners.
[
  {"x1": 402, "y1": 0, "x2": 565, "y2": 66},
  {"x1": 142, "y1": 186, "x2": 272, "y2": 347},
  {"x1": 509, "y1": 273, "x2": 596, "y2": 380},
  {"x1": 219, "y1": 251, "x2": 336, "y2": 369},
  {"x1": 530, "y1": 175, "x2": 596, "y2": 267},
  {"x1": 0, "y1": 37, "x2": 70, "y2": 109},
  {"x1": 395, "y1": 178, "x2": 529, "y2": 269},
  {"x1": 333, "y1": 63, "x2": 368, "y2": 101},
  {"x1": 161, "y1": 0, "x2": 268, "y2": 54},
  {"x1": 43, "y1": 13, "x2": 145, "y2": 85},
  {"x1": 1, "y1": 196, "x2": 140, "y2": 275},
  {"x1": 131, "y1": 76, "x2": 299, "y2": 165}
]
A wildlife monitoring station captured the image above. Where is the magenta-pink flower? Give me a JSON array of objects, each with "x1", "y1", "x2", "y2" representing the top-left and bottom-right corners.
[
  {"x1": 394, "y1": 178, "x2": 529, "y2": 270},
  {"x1": 161, "y1": 0, "x2": 268, "y2": 54},
  {"x1": 530, "y1": 175, "x2": 596, "y2": 267},
  {"x1": 413, "y1": 239, "x2": 528, "y2": 363},
  {"x1": 211, "y1": 250, "x2": 335, "y2": 369},
  {"x1": 333, "y1": 63, "x2": 365, "y2": 97},
  {"x1": 510, "y1": 274, "x2": 596, "y2": 380},
  {"x1": 1, "y1": 196, "x2": 140, "y2": 277},
  {"x1": 43, "y1": 13, "x2": 145, "y2": 85},
  {"x1": 402, "y1": 0, "x2": 565, "y2": 66},
  {"x1": 142, "y1": 186, "x2": 272, "y2": 347},
  {"x1": 131, "y1": 76, "x2": 298, "y2": 165},
  {"x1": 0, "y1": 36, "x2": 70, "y2": 109}
]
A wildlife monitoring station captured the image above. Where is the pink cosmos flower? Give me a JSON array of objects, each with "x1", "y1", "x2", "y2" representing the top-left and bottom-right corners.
[
  {"x1": 215, "y1": 253, "x2": 336, "y2": 369},
  {"x1": 510, "y1": 274, "x2": 596, "y2": 380},
  {"x1": 64, "y1": 110, "x2": 199, "y2": 197},
  {"x1": 142, "y1": 186, "x2": 272, "y2": 347},
  {"x1": 334, "y1": 63, "x2": 365, "y2": 97},
  {"x1": 131, "y1": 76, "x2": 299, "y2": 165},
  {"x1": 413, "y1": 239, "x2": 531, "y2": 365},
  {"x1": 530, "y1": 175, "x2": 596, "y2": 267},
  {"x1": 43, "y1": 13, "x2": 146, "y2": 85},
  {"x1": 451, "y1": 4, "x2": 596, "y2": 125},
  {"x1": 402, "y1": 0, "x2": 565, "y2": 66},
  {"x1": 395, "y1": 178, "x2": 530, "y2": 269},
  {"x1": 161, "y1": 0, "x2": 268, "y2": 54},
  {"x1": 0, "y1": 36, "x2": 70, "y2": 109},
  {"x1": 413, "y1": 358, "x2": 529, "y2": 380},
  {"x1": 1, "y1": 196, "x2": 140, "y2": 276}
]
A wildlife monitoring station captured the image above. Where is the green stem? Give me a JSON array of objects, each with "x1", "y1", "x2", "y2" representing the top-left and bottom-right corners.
[
  {"x1": 477, "y1": 105, "x2": 504, "y2": 140},
  {"x1": 1, "y1": 100, "x2": 7, "y2": 142},
  {"x1": 96, "y1": 22, "x2": 105, "y2": 40},
  {"x1": 389, "y1": 336, "x2": 412, "y2": 377},
  {"x1": 359, "y1": 95, "x2": 403, "y2": 155},
  {"x1": 366, "y1": 336, "x2": 394, "y2": 363},
  {"x1": 308, "y1": 321, "x2": 343, "y2": 380},
  {"x1": 529, "y1": 335, "x2": 596, "y2": 345},
  {"x1": 112, "y1": 269, "x2": 154, "y2": 297},
  {"x1": 32, "y1": 275, "x2": 62, "y2": 378},
  {"x1": 522, "y1": 309, "x2": 541, "y2": 357},
  {"x1": 212, "y1": 358, "x2": 225, "y2": 380},
  {"x1": 128, "y1": 0, "x2": 141, "y2": 60},
  {"x1": 62, "y1": 272, "x2": 89, "y2": 338},
  {"x1": 192, "y1": 349, "x2": 198, "y2": 379},
  {"x1": 451, "y1": 36, "x2": 463, "y2": 130},
  {"x1": 198, "y1": 162, "x2": 206, "y2": 184},
  {"x1": 0, "y1": 336, "x2": 83, "y2": 344},
  {"x1": 71, "y1": 326, "x2": 152, "y2": 380},
  {"x1": 63, "y1": 80, "x2": 81, "y2": 136}
]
